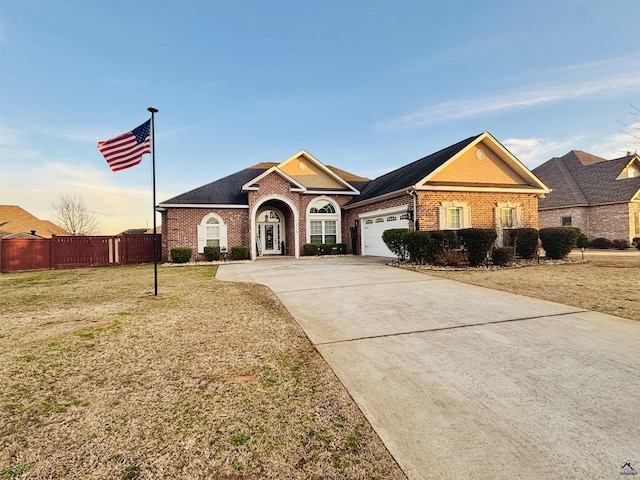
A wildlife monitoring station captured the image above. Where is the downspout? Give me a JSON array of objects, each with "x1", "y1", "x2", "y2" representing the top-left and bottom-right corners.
[{"x1": 407, "y1": 187, "x2": 418, "y2": 230}]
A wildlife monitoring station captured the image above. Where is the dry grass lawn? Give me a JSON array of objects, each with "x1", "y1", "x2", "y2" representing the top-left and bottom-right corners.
[
  {"x1": 421, "y1": 251, "x2": 640, "y2": 322},
  {"x1": 0, "y1": 265, "x2": 406, "y2": 480}
]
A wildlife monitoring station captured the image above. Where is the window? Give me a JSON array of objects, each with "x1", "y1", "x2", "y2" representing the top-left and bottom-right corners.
[
  {"x1": 386, "y1": 216, "x2": 397, "y2": 222},
  {"x1": 635, "y1": 212, "x2": 640, "y2": 237},
  {"x1": 439, "y1": 202, "x2": 470, "y2": 230},
  {"x1": 197, "y1": 213, "x2": 228, "y2": 253},
  {"x1": 562, "y1": 216, "x2": 572, "y2": 226},
  {"x1": 399, "y1": 213, "x2": 410, "y2": 220},
  {"x1": 205, "y1": 218, "x2": 220, "y2": 247},
  {"x1": 375, "y1": 218, "x2": 384, "y2": 223},
  {"x1": 501, "y1": 208, "x2": 514, "y2": 228},
  {"x1": 365, "y1": 219, "x2": 373, "y2": 225},
  {"x1": 308, "y1": 197, "x2": 340, "y2": 245}
]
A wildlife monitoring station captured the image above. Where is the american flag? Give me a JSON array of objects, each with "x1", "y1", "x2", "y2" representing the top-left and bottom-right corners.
[{"x1": 97, "y1": 120, "x2": 151, "y2": 172}]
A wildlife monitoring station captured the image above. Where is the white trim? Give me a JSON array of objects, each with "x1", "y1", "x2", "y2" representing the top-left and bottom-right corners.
[
  {"x1": 358, "y1": 204, "x2": 410, "y2": 219},
  {"x1": 306, "y1": 196, "x2": 341, "y2": 244},
  {"x1": 241, "y1": 166, "x2": 307, "y2": 192},
  {"x1": 198, "y1": 212, "x2": 228, "y2": 253},
  {"x1": 250, "y1": 194, "x2": 300, "y2": 260},
  {"x1": 158, "y1": 203, "x2": 249, "y2": 209},
  {"x1": 344, "y1": 188, "x2": 411, "y2": 209},
  {"x1": 304, "y1": 190, "x2": 360, "y2": 195},
  {"x1": 279, "y1": 150, "x2": 361, "y2": 194},
  {"x1": 415, "y1": 184, "x2": 548, "y2": 193}
]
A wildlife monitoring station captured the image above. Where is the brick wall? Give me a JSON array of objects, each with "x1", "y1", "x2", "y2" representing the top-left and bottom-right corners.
[{"x1": 538, "y1": 202, "x2": 637, "y2": 242}]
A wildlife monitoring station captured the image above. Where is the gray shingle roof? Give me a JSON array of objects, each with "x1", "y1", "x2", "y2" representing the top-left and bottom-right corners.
[
  {"x1": 347, "y1": 134, "x2": 480, "y2": 205},
  {"x1": 533, "y1": 151, "x2": 640, "y2": 208}
]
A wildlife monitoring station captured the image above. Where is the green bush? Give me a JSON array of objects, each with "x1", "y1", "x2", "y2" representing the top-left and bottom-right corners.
[
  {"x1": 170, "y1": 247, "x2": 192, "y2": 264},
  {"x1": 382, "y1": 228, "x2": 409, "y2": 260},
  {"x1": 612, "y1": 239, "x2": 630, "y2": 250},
  {"x1": 575, "y1": 233, "x2": 590, "y2": 249},
  {"x1": 458, "y1": 228, "x2": 497, "y2": 266},
  {"x1": 539, "y1": 227, "x2": 576, "y2": 259},
  {"x1": 303, "y1": 243, "x2": 320, "y2": 256},
  {"x1": 430, "y1": 230, "x2": 459, "y2": 252},
  {"x1": 511, "y1": 228, "x2": 539, "y2": 259},
  {"x1": 319, "y1": 244, "x2": 334, "y2": 255},
  {"x1": 633, "y1": 237, "x2": 640, "y2": 250},
  {"x1": 334, "y1": 243, "x2": 347, "y2": 254},
  {"x1": 492, "y1": 246, "x2": 515, "y2": 266},
  {"x1": 404, "y1": 230, "x2": 433, "y2": 264},
  {"x1": 230, "y1": 246, "x2": 250, "y2": 260},
  {"x1": 589, "y1": 237, "x2": 613, "y2": 249},
  {"x1": 203, "y1": 246, "x2": 220, "y2": 261}
]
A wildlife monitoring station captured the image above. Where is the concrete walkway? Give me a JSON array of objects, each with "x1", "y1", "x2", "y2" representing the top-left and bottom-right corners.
[{"x1": 217, "y1": 257, "x2": 640, "y2": 480}]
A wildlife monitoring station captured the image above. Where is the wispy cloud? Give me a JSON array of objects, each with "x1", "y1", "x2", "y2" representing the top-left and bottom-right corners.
[
  {"x1": 590, "y1": 121, "x2": 640, "y2": 158},
  {"x1": 502, "y1": 136, "x2": 584, "y2": 169},
  {"x1": 377, "y1": 56, "x2": 640, "y2": 130}
]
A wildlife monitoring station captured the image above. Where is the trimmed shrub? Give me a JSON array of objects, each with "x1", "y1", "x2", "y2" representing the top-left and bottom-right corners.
[
  {"x1": 230, "y1": 246, "x2": 250, "y2": 260},
  {"x1": 575, "y1": 233, "x2": 590, "y2": 249},
  {"x1": 170, "y1": 247, "x2": 192, "y2": 264},
  {"x1": 404, "y1": 230, "x2": 433, "y2": 265},
  {"x1": 459, "y1": 228, "x2": 497, "y2": 266},
  {"x1": 319, "y1": 244, "x2": 334, "y2": 255},
  {"x1": 334, "y1": 243, "x2": 347, "y2": 254},
  {"x1": 492, "y1": 246, "x2": 515, "y2": 266},
  {"x1": 382, "y1": 228, "x2": 409, "y2": 260},
  {"x1": 303, "y1": 243, "x2": 320, "y2": 256},
  {"x1": 539, "y1": 227, "x2": 576, "y2": 259},
  {"x1": 589, "y1": 237, "x2": 614, "y2": 249},
  {"x1": 203, "y1": 246, "x2": 220, "y2": 261},
  {"x1": 612, "y1": 239, "x2": 630, "y2": 250},
  {"x1": 511, "y1": 228, "x2": 539, "y2": 259},
  {"x1": 432, "y1": 249, "x2": 466, "y2": 267},
  {"x1": 633, "y1": 237, "x2": 640, "y2": 250},
  {"x1": 430, "y1": 230, "x2": 459, "y2": 252}
]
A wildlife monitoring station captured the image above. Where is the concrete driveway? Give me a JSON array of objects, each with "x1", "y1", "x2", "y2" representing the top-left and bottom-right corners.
[{"x1": 217, "y1": 256, "x2": 640, "y2": 479}]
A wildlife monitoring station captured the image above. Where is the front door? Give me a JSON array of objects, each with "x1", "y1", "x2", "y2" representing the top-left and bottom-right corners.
[{"x1": 258, "y1": 222, "x2": 281, "y2": 255}]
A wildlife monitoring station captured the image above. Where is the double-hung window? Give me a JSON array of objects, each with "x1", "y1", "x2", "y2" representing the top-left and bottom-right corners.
[
  {"x1": 205, "y1": 218, "x2": 220, "y2": 247},
  {"x1": 439, "y1": 202, "x2": 470, "y2": 230},
  {"x1": 308, "y1": 198, "x2": 340, "y2": 245}
]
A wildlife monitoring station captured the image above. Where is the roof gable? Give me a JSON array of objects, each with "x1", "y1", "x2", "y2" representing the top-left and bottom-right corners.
[
  {"x1": 0, "y1": 205, "x2": 68, "y2": 238},
  {"x1": 277, "y1": 150, "x2": 361, "y2": 193},
  {"x1": 534, "y1": 151, "x2": 640, "y2": 208}
]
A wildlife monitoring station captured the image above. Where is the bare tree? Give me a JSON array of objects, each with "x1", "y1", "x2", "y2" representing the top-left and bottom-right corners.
[
  {"x1": 618, "y1": 103, "x2": 640, "y2": 154},
  {"x1": 51, "y1": 193, "x2": 100, "y2": 236}
]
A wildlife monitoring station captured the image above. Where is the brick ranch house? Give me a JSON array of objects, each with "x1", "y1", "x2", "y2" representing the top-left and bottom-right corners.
[
  {"x1": 158, "y1": 132, "x2": 550, "y2": 260},
  {"x1": 533, "y1": 151, "x2": 640, "y2": 243}
]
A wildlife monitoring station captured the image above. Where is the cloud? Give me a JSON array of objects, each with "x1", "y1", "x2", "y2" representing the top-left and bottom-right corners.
[
  {"x1": 502, "y1": 136, "x2": 584, "y2": 169},
  {"x1": 377, "y1": 56, "x2": 640, "y2": 130},
  {"x1": 589, "y1": 121, "x2": 640, "y2": 159}
]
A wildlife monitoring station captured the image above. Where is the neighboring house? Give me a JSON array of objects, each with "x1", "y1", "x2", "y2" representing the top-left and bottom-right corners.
[
  {"x1": 158, "y1": 132, "x2": 549, "y2": 259},
  {"x1": 533, "y1": 151, "x2": 640, "y2": 243},
  {"x1": 0, "y1": 205, "x2": 68, "y2": 238}
]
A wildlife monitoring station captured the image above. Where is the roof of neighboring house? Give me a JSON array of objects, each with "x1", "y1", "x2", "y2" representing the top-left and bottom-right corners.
[
  {"x1": 533, "y1": 151, "x2": 640, "y2": 209},
  {"x1": 160, "y1": 163, "x2": 369, "y2": 206},
  {"x1": 0, "y1": 205, "x2": 69, "y2": 238}
]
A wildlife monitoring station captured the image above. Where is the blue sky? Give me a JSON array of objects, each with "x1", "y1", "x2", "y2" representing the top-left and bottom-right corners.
[{"x1": 1, "y1": 0, "x2": 639, "y2": 234}]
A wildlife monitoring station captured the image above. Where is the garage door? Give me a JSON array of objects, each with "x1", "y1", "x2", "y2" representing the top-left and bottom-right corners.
[{"x1": 362, "y1": 213, "x2": 410, "y2": 257}]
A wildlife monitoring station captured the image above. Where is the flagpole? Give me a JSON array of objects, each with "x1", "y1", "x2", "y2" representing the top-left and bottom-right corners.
[{"x1": 148, "y1": 106, "x2": 159, "y2": 296}]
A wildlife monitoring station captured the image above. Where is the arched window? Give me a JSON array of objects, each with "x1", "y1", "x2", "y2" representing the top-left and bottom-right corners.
[
  {"x1": 308, "y1": 198, "x2": 340, "y2": 245},
  {"x1": 197, "y1": 213, "x2": 227, "y2": 253}
]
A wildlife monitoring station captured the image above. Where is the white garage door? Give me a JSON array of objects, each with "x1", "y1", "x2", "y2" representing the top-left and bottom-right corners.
[{"x1": 362, "y1": 213, "x2": 410, "y2": 257}]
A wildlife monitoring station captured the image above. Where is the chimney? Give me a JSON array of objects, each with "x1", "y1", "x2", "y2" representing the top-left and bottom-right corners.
[{"x1": 30, "y1": 230, "x2": 36, "y2": 236}]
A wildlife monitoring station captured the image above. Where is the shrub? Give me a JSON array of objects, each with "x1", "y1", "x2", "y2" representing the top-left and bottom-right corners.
[
  {"x1": 575, "y1": 233, "x2": 590, "y2": 249},
  {"x1": 203, "y1": 246, "x2": 220, "y2": 261},
  {"x1": 458, "y1": 228, "x2": 497, "y2": 266},
  {"x1": 404, "y1": 230, "x2": 433, "y2": 265},
  {"x1": 589, "y1": 237, "x2": 614, "y2": 249},
  {"x1": 334, "y1": 243, "x2": 347, "y2": 254},
  {"x1": 492, "y1": 246, "x2": 515, "y2": 266},
  {"x1": 170, "y1": 247, "x2": 192, "y2": 264},
  {"x1": 633, "y1": 237, "x2": 640, "y2": 250},
  {"x1": 303, "y1": 243, "x2": 320, "y2": 256},
  {"x1": 509, "y1": 228, "x2": 539, "y2": 259},
  {"x1": 539, "y1": 227, "x2": 576, "y2": 259},
  {"x1": 230, "y1": 246, "x2": 250, "y2": 260},
  {"x1": 612, "y1": 239, "x2": 630, "y2": 250},
  {"x1": 382, "y1": 228, "x2": 409, "y2": 260},
  {"x1": 432, "y1": 249, "x2": 466, "y2": 267},
  {"x1": 319, "y1": 244, "x2": 334, "y2": 255},
  {"x1": 430, "y1": 230, "x2": 459, "y2": 252}
]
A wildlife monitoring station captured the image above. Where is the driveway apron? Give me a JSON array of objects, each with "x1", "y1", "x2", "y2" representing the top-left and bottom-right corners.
[{"x1": 217, "y1": 257, "x2": 640, "y2": 480}]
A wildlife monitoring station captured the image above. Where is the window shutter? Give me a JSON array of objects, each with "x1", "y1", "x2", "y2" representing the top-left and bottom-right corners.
[
  {"x1": 219, "y1": 224, "x2": 228, "y2": 249},
  {"x1": 463, "y1": 206, "x2": 471, "y2": 228},
  {"x1": 438, "y1": 206, "x2": 446, "y2": 229},
  {"x1": 494, "y1": 207, "x2": 501, "y2": 227},
  {"x1": 515, "y1": 206, "x2": 524, "y2": 228},
  {"x1": 197, "y1": 224, "x2": 205, "y2": 253}
]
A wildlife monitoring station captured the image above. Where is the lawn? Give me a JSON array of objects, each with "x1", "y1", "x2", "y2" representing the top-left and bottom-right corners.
[
  {"x1": 420, "y1": 250, "x2": 640, "y2": 322},
  {"x1": 0, "y1": 265, "x2": 406, "y2": 480}
]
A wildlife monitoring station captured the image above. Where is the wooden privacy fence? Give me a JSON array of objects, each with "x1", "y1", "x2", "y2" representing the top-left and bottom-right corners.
[{"x1": 0, "y1": 234, "x2": 161, "y2": 273}]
